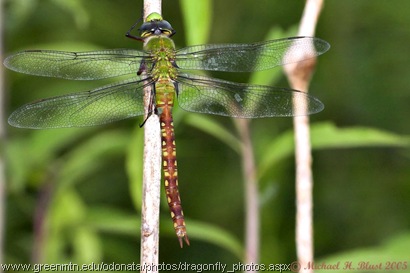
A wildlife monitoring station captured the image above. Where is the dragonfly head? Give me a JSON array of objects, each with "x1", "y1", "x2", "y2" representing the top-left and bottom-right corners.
[{"x1": 139, "y1": 12, "x2": 176, "y2": 39}]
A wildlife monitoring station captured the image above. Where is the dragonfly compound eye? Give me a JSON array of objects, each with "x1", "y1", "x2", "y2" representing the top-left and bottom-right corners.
[{"x1": 139, "y1": 20, "x2": 175, "y2": 38}]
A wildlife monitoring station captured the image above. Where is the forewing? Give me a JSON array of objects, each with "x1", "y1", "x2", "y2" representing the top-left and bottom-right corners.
[
  {"x1": 8, "y1": 78, "x2": 151, "y2": 128},
  {"x1": 176, "y1": 74, "x2": 324, "y2": 118},
  {"x1": 176, "y1": 37, "x2": 330, "y2": 72},
  {"x1": 4, "y1": 49, "x2": 149, "y2": 80}
]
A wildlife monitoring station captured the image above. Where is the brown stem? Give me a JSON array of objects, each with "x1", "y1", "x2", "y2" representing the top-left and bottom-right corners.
[
  {"x1": 235, "y1": 119, "x2": 259, "y2": 267},
  {"x1": 0, "y1": 0, "x2": 5, "y2": 266},
  {"x1": 284, "y1": 0, "x2": 324, "y2": 271}
]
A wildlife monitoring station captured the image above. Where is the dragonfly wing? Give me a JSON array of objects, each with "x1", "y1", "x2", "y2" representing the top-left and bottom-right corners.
[
  {"x1": 8, "y1": 78, "x2": 151, "y2": 128},
  {"x1": 176, "y1": 74, "x2": 324, "y2": 118},
  {"x1": 176, "y1": 37, "x2": 330, "y2": 72},
  {"x1": 4, "y1": 49, "x2": 149, "y2": 80}
]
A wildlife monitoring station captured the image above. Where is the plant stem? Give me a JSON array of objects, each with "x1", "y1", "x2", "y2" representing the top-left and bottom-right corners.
[
  {"x1": 284, "y1": 0, "x2": 324, "y2": 271},
  {"x1": 141, "y1": 114, "x2": 161, "y2": 272},
  {"x1": 140, "y1": 0, "x2": 162, "y2": 271},
  {"x1": 143, "y1": 1, "x2": 161, "y2": 21},
  {"x1": 235, "y1": 119, "x2": 259, "y2": 267},
  {"x1": 0, "y1": 0, "x2": 5, "y2": 268}
]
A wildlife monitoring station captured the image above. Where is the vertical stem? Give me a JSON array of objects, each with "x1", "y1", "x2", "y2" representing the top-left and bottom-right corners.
[
  {"x1": 235, "y1": 119, "x2": 259, "y2": 267},
  {"x1": 141, "y1": 115, "x2": 161, "y2": 272},
  {"x1": 284, "y1": 0, "x2": 324, "y2": 272},
  {"x1": 293, "y1": 114, "x2": 314, "y2": 273},
  {"x1": 140, "y1": 0, "x2": 162, "y2": 271},
  {"x1": 32, "y1": 181, "x2": 53, "y2": 263},
  {"x1": 0, "y1": 0, "x2": 5, "y2": 269},
  {"x1": 143, "y1": 1, "x2": 161, "y2": 21}
]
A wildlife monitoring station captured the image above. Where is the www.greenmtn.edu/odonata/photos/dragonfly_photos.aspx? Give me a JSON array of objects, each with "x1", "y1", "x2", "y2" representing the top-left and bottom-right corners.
[{"x1": 4, "y1": 12, "x2": 330, "y2": 247}]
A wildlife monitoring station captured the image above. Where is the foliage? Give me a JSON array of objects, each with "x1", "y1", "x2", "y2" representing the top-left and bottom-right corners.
[{"x1": 3, "y1": 0, "x2": 410, "y2": 269}]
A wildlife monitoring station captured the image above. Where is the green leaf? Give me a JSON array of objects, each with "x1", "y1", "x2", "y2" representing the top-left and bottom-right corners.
[
  {"x1": 6, "y1": 137, "x2": 32, "y2": 192},
  {"x1": 184, "y1": 114, "x2": 241, "y2": 154},
  {"x1": 258, "y1": 129, "x2": 294, "y2": 178},
  {"x1": 30, "y1": 128, "x2": 95, "y2": 163},
  {"x1": 44, "y1": 189, "x2": 87, "y2": 262},
  {"x1": 161, "y1": 217, "x2": 243, "y2": 259},
  {"x1": 48, "y1": 189, "x2": 86, "y2": 232},
  {"x1": 73, "y1": 227, "x2": 103, "y2": 263},
  {"x1": 258, "y1": 122, "x2": 410, "y2": 178},
  {"x1": 88, "y1": 207, "x2": 243, "y2": 258},
  {"x1": 318, "y1": 233, "x2": 410, "y2": 273},
  {"x1": 86, "y1": 206, "x2": 140, "y2": 237},
  {"x1": 6, "y1": 0, "x2": 38, "y2": 30},
  {"x1": 58, "y1": 129, "x2": 130, "y2": 190},
  {"x1": 180, "y1": 0, "x2": 212, "y2": 45},
  {"x1": 50, "y1": 0, "x2": 90, "y2": 29},
  {"x1": 310, "y1": 122, "x2": 410, "y2": 149},
  {"x1": 125, "y1": 124, "x2": 144, "y2": 211}
]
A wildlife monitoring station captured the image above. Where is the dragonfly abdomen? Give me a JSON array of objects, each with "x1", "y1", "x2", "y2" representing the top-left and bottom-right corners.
[{"x1": 156, "y1": 87, "x2": 189, "y2": 247}]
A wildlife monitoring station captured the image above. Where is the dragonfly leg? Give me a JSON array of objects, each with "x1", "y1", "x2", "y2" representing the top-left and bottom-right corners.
[
  {"x1": 171, "y1": 60, "x2": 179, "y2": 69},
  {"x1": 139, "y1": 84, "x2": 158, "y2": 128},
  {"x1": 125, "y1": 14, "x2": 144, "y2": 41},
  {"x1": 137, "y1": 60, "x2": 146, "y2": 75},
  {"x1": 173, "y1": 81, "x2": 179, "y2": 96}
]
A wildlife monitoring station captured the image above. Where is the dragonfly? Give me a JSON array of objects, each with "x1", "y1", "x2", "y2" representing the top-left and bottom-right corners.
[{"x1": 4, "y1": 12, "x2": 330, "y2": 247}]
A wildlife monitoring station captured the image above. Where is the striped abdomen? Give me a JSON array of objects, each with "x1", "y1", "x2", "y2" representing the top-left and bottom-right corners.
[{"x1": 156, "y1": 87, "x2": 189, "y2": 247}]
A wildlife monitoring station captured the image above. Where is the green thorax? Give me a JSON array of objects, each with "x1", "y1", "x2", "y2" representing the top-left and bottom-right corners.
[
  {"x1": 144, "y1": 35, "x2": 178, "y2": 109},
  {"x1": 144, "y1": 35, "x2": 178, "y2": 82}
]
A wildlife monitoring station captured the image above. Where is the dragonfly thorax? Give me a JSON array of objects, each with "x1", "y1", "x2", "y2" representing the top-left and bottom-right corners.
[
  {"x1": 144, "y1": 35, "x2": 176, "y2": 51},
  {"x1": 144, "y1": 36, "x2": 178, "y2": 80}
]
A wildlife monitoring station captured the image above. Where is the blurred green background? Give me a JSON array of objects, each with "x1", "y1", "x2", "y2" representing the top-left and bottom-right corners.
[{"x1": 2, "y1": 0, "x2": 410, "y2": 271}]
